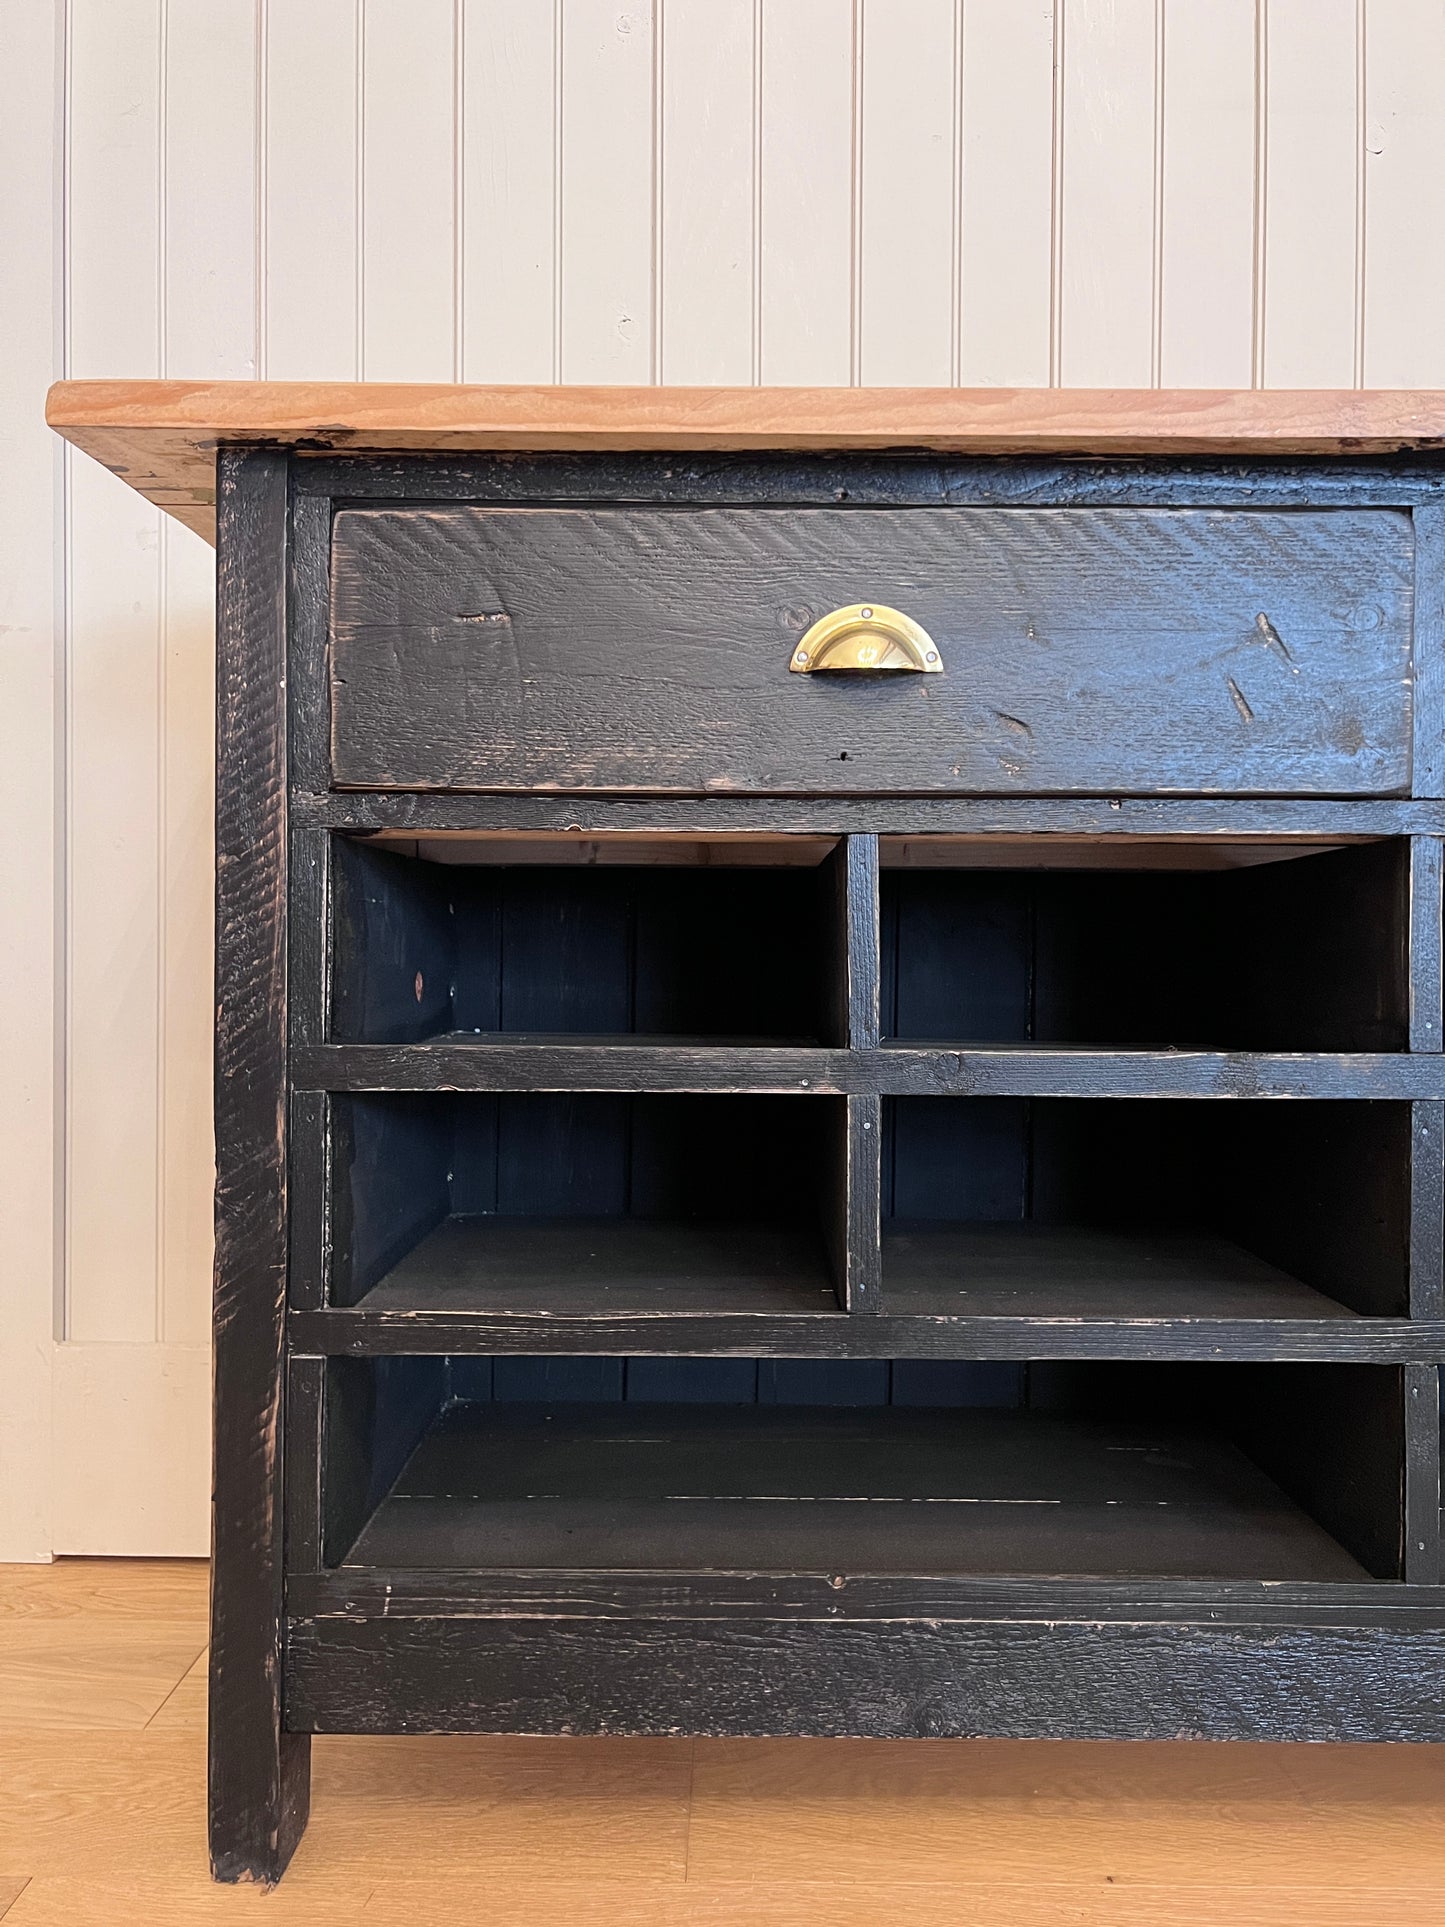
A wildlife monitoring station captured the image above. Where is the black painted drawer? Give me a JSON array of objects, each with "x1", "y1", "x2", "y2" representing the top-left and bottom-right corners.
[{"x1": 327, "y1": 503, "x2": 1415, "y2": 796}]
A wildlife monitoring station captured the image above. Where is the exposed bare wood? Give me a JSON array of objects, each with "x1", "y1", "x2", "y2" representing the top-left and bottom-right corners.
[{"x1": 46, "y1": 380, "x2": 1445, "y2": 544}]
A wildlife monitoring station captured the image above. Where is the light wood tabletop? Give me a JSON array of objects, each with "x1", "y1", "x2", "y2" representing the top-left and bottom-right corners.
[
  {"x1": 1, "y1": 1556, "x2": 1444, "y2": 1923},
  {"x1": 46, "y1": 380, "x2": 1445, "y2": 543}
]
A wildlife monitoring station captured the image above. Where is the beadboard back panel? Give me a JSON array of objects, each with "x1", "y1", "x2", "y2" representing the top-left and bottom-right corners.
[{"x1": 9, "y1": 0, "x2": 1445, "y2": 1555}]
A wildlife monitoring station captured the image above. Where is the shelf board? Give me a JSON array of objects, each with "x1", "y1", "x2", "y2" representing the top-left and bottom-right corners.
[
  {"x1": 294, "y1": 1039, "x2": 1440, "y2": 1099},
  {"x1": 344, "y1": 1215, "x2": 1362, "y2": 1325},
  {"x1": 883, "y1": 1222, "x2": 1361, "y2": 1322},
  {"x1": 292, "y1": 1214, "x2": 1439, "y2": 1361},
  {"x1": 341, "y1": 1399, "x2": 1371, "y2": 1583},
  {"x1": 356, "y1": 1215, "x2": 841, "y2": 1319}
]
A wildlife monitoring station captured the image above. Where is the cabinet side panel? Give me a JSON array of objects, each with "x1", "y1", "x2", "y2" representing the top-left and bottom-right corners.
[{"x1": 210, "y1": 447, "x2": 310, "y2": 1884}]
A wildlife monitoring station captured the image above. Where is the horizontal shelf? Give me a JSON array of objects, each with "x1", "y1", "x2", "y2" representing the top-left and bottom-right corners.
[
  {"x1": 290, "y1": 1565, "x2": 1442, "y2": 1624},
  {"x1": 356, "y1": 1216, "x2": 839, "y2": 1318},
  {"x1": 295, "y1": 794, "x2": 1445, "y2": 839},
  {"x1": 293, "y1": 1041, "x2": 1445, "y2": 1099},
  {"x1": 290, "y1": 1304, "x2": 1442, "y2": 1360},
  {"x1": 336, "y1": 1399, "x2": 1371, "y2": 1583},
  {"x1": 292, "y1": 1214, "x2": 1442, "y2": 1358},
  {"x1": 884, "y1": 1223, "x2": 1358, "y2": 1320}
]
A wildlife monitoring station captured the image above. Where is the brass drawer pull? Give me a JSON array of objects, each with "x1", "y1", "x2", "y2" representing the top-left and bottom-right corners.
[{"x1": 790, "y1": 603, "x2": 942, "y2": 674}]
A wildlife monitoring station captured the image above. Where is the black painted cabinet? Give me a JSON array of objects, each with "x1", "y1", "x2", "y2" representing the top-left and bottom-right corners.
[{"x1": 210, "y1": 448, "x2": 1445, "y2": 1884}]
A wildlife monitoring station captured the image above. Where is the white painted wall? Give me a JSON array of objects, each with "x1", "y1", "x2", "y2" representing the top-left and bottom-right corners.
[{"x1": 6, "y1": 0, "x2": 1445, "y2": 1556}]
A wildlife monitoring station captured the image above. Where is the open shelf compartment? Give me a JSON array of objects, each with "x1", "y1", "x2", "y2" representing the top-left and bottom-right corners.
[
  {"x1": 331, "y1": 834, "x2": 849, "y2": 1045},
  {"x1": 327, "y1": 1090, "x2": 851, "y2": 1315},
  {"x1": 882, "y1": 1096, "x2": 1413, "y2": 1321},
  {"x1": 311, "y1": 1356, "x2": 1412, "y2": 1585},
  {"x1": 879, "y1": 838, "x2": 1408, "y2": 1052}
]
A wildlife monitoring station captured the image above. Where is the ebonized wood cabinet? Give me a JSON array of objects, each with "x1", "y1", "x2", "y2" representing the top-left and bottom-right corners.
[{"x1": 46, "y1": 382, "x2": 1445, "y2": 1886}]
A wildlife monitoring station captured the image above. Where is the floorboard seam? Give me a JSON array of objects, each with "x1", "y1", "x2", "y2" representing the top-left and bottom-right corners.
[{"x1": 141, "y1": 1641, "x2": 208, "y2": 1729}]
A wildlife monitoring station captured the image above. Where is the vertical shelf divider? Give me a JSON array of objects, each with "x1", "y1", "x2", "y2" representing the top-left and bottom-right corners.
[
  {"x1": 825, "y1": 832, "x2": 881, "y2": 1048},
  {"x1": 1411, "y1": 1100, "x2": 1445, "y2": 1320},
  {"x1": 821, "y1": 834, "x2": 882, "y2": 1311},
  {"x1": 1404, "y1": 1364, "x2": 1442, "y2": 1585},
  {"x1": 823, "y1": 1091, "x2": 882, "y2": 1314},
  {"x1": 1410, "y1": 835, "x2": 1444, "y2": 1053}
]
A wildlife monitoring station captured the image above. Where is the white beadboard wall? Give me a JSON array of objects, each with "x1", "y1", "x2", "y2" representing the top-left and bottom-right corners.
[{"x1": 6, "y1": 0, "x2": 1445, "y2": 1555}]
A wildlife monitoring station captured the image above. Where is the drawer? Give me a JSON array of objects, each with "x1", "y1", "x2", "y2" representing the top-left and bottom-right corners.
[{"x1": 327, "y1": 502, "x2": 1415, "y2": 795}]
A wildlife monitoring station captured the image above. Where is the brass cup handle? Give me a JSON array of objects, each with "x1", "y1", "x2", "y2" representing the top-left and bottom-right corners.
[{"x1": 789, "y1": 603, "x2": 943, "y2": 673}]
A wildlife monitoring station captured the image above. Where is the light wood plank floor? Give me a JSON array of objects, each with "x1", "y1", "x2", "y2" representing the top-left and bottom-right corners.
[{"x1": 4, "y1": 1559, "x2": 1445, "y2": 1923}]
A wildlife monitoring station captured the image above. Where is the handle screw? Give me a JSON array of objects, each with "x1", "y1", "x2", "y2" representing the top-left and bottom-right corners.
[{"x1": 860, "y1": 607, "x2": 873, "y2": 619}]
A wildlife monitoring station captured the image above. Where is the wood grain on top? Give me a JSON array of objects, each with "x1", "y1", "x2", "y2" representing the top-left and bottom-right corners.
[{"x1": 45, "y1": 380, "x2": 1445, "y2": 543}]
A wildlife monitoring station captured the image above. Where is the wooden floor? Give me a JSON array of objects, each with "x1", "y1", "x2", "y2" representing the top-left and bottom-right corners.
[{"x1": 4, "y1": 1561, "x2": 1445, "y2": 1923}]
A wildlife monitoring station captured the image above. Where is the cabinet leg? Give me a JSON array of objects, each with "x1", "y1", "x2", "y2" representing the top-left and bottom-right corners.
[
  {"x1": 210, "y1": 446, "x2": 309, "y2": 1886},
  {"x1": 209, "y1": 1723, "x2": 310, "y2": 1885}
]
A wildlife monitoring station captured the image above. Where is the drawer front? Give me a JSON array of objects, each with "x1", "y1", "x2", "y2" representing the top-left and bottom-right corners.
[{"x1": 327, "y1": 503, "x2": 1415, "y2": 796}]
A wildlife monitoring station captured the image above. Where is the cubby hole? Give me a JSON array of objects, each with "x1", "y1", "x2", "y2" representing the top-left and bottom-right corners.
[
  {"x1": 881, "y1": 1097, "x2": 1411, "y2": 1320},
  {"x1": 879, "y1": 840, "x2": 1407, "y2": 1051},
  {"x1": 327, "y1": 1090, "x2": 846, "y2": 1314},
  {"x1": 331, "y1": 834, "x2": 841, "y2": 1044},
  {"x1": 317, "y1": 1354, "x2": 1406, "y2": 1583}
]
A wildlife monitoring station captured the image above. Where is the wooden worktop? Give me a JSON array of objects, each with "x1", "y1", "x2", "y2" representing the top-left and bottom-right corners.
[{"x1": 46, "y1": 378, "x2": 1445, "y2": 544}]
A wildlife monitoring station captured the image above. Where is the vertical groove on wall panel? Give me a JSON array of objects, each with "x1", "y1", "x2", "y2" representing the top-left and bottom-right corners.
[
  {"x1": 356, "y1": 0, "x2": 365, "y2": 374},
  {"x1": 949, "y1": 0, "x2": 963, "y2": 387},
  {"x1": 1353, "y1": 0, "x2": 1366, "y2": 387},
  {"x1": 361, "y1": 0, "x2": 457, "y2": 381},
  {"x1": 461, "y1": 0, "x2": 558, "y2": 382},
  {"x1": 265, "y1": 0, "x2": 360, "y2": 378},
  {"x1": 1353, "y1": 0, "x2": 1366, "y2": 389},
  {"x1": 658, "y1": 0, "x2": 755, "y2": 383},
  {"x1": 559, "y1": 0, "x2": 655, "y2": 382},
  {"x1": 1058, "y1": 0, "x2": 1158, "y2": 385},
  {"x1": 552, "y1": 0, "x2": 564, "y2": 383},
  {"x1": 1252, "y1": 0, "x2": 1267, "y2": 385},
  {"x1": 65, "y1": 0, "x2": 164, "y2": 1344},
  {"x1": 255, "y1": 0, "x2": 266, "y2": 377},
  {"x1": 849, "y1": 0, "x2": 863, "y2": 385},
  {"x1": 751, "y1": 0, "x2": 762, "y2": 386},
  {"x1": 1048, "y1": 0, "x2": 1065, "y2": 385},
  {"x1": 1149, "y1": 0, "x2": 1163, "y2": 386},
  {"x1": 1260, "y1": 0, "x2": 1358, "y2": 385},
  {"x1": 651, "y1": 0, "x2": 663, "y2": 383},
  {"x1": 958, "y1": 0, "x2": 1056, "y2": 387},
  {"x1": 454, "y1": 0, "x2": 465, "y2": 384},
  {"x1": 1362, "y1": 0, "x2": 1445, "y2": 385},
  {"x1": 758, "y1": 0, "x2": 853, "y2": 385},
  {"x1": 858, "y1": 0, "x2": 957, "y2": 385},
  {"x1": 1158, "y1": 0, "x2": 1256, "y2": 386}
]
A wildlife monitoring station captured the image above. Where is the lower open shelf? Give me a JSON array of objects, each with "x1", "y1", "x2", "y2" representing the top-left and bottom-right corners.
[{"x1": 338, "y1": 1395, "x2": 1372, "y2": 1583}]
